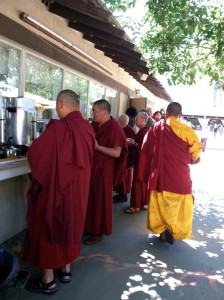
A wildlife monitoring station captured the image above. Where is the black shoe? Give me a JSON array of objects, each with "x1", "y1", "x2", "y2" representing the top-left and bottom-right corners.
[
  {"x1": 113, "y1": 194, "x2": 127, "y2": 202},
  {"x1": 165, "y1": 229, "x2": 175, "y2": 245}
]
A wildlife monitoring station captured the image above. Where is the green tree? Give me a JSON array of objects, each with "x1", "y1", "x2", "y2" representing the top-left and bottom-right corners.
[{"x1": 104, "y1": 0, "x2": 224, "y2": 89}]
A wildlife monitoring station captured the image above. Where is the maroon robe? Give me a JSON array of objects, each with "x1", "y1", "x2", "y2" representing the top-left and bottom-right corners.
[
  {"x1": 85, "y1": 117, "x2": 128, "y2": 235},
  {"x1": 139, "y1": 120, "x2": 192, "y2": 194},
  {"x1": 23, "y1": 111, "x2": 95, "y2": 268},
  {"x1": 130, "y1": 126, "x2": 149, "y2": 209},
  {"x1": 114, "y1": 124, "x2": 135, "y2": 195}
]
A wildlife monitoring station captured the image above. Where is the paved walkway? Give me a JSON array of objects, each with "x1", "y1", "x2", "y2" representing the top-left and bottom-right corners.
[
  {"x1": 1, "y1": 147, "x2": 224, "y2": 300},
  {"x1": 204, "y1": 131, "x2": 224, "y2": 150}
]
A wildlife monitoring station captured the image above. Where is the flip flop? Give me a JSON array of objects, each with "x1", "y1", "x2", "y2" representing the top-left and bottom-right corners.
[
  {"x1": 125, "y1": 208, "x2": 140, "y2": 214},
  {"x1": 26, "y1": 278, "x2": 57, "y2": 294}
]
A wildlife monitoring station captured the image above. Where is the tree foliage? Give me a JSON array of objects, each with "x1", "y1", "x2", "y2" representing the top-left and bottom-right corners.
[
  {"x1": 104, "y1": 0, "x2": 135, "y2": 12},
  {"x1": 104, "y1": 0, "x2": 224, "y2": 89}
]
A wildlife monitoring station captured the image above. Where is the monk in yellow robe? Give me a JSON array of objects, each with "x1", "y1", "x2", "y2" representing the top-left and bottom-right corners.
[{"x1": 139, "y1": 102, "x2": 203, "y2": 244}]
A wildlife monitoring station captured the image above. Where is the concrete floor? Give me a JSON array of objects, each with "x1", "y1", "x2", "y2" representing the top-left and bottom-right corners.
[{"x1": 1, "y1": 146, "x2": 224, "y2": 300}]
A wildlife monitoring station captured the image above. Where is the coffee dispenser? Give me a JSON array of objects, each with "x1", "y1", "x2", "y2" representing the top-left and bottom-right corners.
[{"x1": 5, "y1": 97, "x2": 37, "y2": 154}]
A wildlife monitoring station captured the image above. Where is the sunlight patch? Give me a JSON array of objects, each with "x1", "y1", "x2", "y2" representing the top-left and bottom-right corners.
[
  {"x1": 174, "y1": 268, "x2": 184, "y2": 273},
  {"x1": 163, "y1": 277, "x2": 182, "y2": 290},
  {"x1": 197, "y1": 229, "x2": 204, "y2": 235},
  {"x1": 141, "y1": 251, "x2": 155, "y2": 259},
  {"x1": 121, "y1": 284, "x2": 162, "y2": 300},
  {"x1": 207, "y1": 275, "x2": 224, "y2": 284},
  {"x1": 205, "y1": 252, "x2": 218, "y2": 258},
  {"x1": 183, "y1": 239, "x2": 207, "y2": 249},
  {"x1": 129, "y1": 275, "x2": 142, "y2": 282},
  {"x1": 151, "y1": 272, "x2": 161, "y2": 277}
]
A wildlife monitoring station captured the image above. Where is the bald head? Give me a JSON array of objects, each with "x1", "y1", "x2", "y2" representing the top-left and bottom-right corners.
[
  {"x1": 93, "y1": 99, "x2": 111, "y2": 113},
  {"x1": 57, "y1": 89, "x2": 80, "y2": 107},
  {"x1": 56, "y1": 89, "x2": 80, "y2": 118},
  {"x1": 117, "y1": 114, "x2": 129, "y2": 128},
  {"x1": 166, "y1": 102, "x2": 182, "y2": 118}
]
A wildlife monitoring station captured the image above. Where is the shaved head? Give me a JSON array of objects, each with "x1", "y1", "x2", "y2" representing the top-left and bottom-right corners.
[
  {"x1": 57, "y1": 89, "x2": 80, "y2": 108},
  {"x1": 166, "y1": 102, "x2": 182, "y2": 117},
  {"x1": 117, "y1": 114, "x2": 129, "y2": 128},
  {"x1": 93, "y1": 99, "x2": 111, "y2": 113}
]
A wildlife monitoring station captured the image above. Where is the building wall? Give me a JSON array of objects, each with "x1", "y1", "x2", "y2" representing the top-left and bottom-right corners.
[{"x1": 117, "y1": 92, "x2": 129, "y2": 116}]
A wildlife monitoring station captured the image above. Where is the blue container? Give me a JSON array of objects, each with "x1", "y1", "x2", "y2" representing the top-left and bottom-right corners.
[{"x1": 0, "y1": 248, "x2": 29, "y2": 299}]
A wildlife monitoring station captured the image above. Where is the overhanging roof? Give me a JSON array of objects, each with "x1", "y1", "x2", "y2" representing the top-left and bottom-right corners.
[{"x1": 40, "y1": 0, "x2": 172, "y2": 102}]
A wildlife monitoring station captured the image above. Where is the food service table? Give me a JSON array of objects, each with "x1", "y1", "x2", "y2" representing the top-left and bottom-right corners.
[{"x1": 0, "y1": 157, "x2": 31, "y2": 245}]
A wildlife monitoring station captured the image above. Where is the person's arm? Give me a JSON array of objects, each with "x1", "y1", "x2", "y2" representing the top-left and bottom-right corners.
[
  {"x1": 127, "y1": 138, "x2": 138, "y2": 146},
  {"x1": 187, "y1": 129, "x2": 203, "y2": 163},
  {"x1": 170, "y1": 118, "x2": 203, "y2": 163},
  {"x1": 95, "y1": 140, "x2": 122, "y2": 158}
]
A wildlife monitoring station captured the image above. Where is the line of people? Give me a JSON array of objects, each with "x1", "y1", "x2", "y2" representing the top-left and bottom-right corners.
[{"x1": 22, "y1": 90, "x2": 203, "y2": 294}]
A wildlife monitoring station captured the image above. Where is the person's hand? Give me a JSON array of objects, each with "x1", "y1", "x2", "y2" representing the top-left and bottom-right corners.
[
  {"x1": 127, "y1": 138, "x2": 135, "y2": 145},
  {"x1": 95, "y1": 139, "x2": 100, "y2": 150},
  {"x1": 190, "y1": 157, "x2": 201, "y2": 165}
]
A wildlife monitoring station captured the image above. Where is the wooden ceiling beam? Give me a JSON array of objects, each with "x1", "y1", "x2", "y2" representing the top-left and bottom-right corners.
[
  {"x1": 101, "y1": 51, "x2": 148, "y2": 72},
  {"x1": 83, "y1": 34, "x2": 142, "y2": 58},
  {"x1": 54, "y1": 0, "x2": 110, "y2": 20},
  {"x1": 49, "y1": 2, "x2": 125, "y2": 37},
  {"x1": 95, "y1": 45, "x2": 147, "y2": 67},
  {"x1": 69, "y1": 22, "x2": 135, "y2": 50},
  {"x1": 113, "y1": 59, "x2": 149, "y2": 74}
]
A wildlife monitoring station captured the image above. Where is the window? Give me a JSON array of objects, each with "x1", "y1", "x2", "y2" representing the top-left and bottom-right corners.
[
  {"x1": 105, "y1": 88, "x2": 118, "y2": 118},
  {"x1": 88, "y1": 82, "x2": 105, "y2": 119},
  {"x1": 0, "y1": 39, "x2": 120, "y2": 121},
  {"x1": 25, "y1": 54, "x2": 62, "y2": 105},
  {"x1": 65, "y1": 71, "x2": 88, "y2": 118},
  {"x1": 0, "y1": 41, "x2": 20, "y2": 97}
]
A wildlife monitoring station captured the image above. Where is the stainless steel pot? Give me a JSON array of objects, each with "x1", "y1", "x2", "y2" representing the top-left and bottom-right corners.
[
  {"x1": 6, "y1": 147, "x2": 19, "y2": 157},
  {"x1": 0, "y1": 146, "x2": 19, "y2": 158}
]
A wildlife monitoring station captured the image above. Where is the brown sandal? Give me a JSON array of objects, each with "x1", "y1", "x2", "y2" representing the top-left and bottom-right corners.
[{"x1": 125, "y1": 208, "x2": 140, "y2": 214}]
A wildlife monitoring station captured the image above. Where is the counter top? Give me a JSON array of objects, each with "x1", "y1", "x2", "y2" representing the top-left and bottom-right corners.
[{"x1": 0, "y1": 157, "x2": 31, "y2": 180}]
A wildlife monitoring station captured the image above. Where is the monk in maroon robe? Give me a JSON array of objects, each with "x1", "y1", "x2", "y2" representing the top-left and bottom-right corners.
[
  {"x1": 23, "y1": 90, "x2": 95, "y2": 294},
  {"x1": 139, "y1": 102, "x2": 202, "y2": 244},
  {"x1": 125, "y1": 112, "x2": 149, "y2": 213},
  {"x1": 114, "y1": 114, "x2": 135, "y2": 202},
  {"x1": 84, "y1": 100, "x2": 128, "y2": 245}
]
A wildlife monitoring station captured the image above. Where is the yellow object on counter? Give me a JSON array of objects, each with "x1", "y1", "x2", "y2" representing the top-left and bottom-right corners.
[{"x1": 0, "y1": 156, "x2": 27, "y2": 162}]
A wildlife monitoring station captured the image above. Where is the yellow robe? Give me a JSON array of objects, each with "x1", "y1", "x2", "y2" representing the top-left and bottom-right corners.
[{"x1": 147, "y1": 117, "x2": 202, "y2": 239}]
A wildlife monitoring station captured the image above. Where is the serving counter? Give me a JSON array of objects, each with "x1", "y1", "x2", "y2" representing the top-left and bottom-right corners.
[
  {"x1": 0, "y1": 157, "x2": 31, "y2": 181},
  {"x1": 0, "y1": 157, "x2": 31, "y2": 245}
]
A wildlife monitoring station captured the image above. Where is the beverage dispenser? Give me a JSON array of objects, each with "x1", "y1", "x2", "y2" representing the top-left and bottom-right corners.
[{"x1": 5, "y1": 98, "x2": 36, "y2": 155}]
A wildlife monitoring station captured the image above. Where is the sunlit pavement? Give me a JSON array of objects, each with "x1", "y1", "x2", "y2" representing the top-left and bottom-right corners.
[{"x1": 7, "y1": 136, "x2": 224, "y2": 299}]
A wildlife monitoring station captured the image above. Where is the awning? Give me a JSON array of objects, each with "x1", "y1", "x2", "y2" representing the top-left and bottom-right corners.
[{"x1": 40, "y1": 0, "x2": 172, "y2": 102}]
